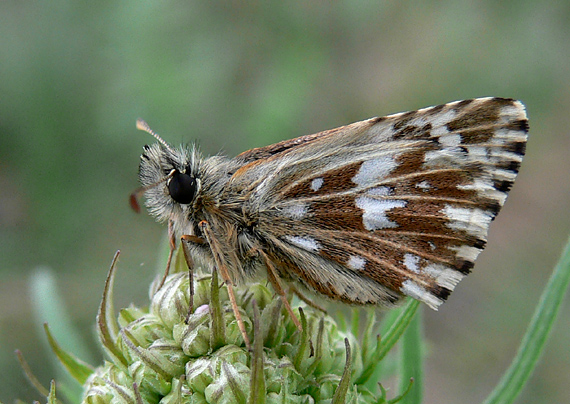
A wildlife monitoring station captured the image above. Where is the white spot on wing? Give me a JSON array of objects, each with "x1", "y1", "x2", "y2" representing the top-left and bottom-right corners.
[
  {"x1": 401, "y1": 279, "x2": 442, "y2": 310},
  {"x1": 457, "y1": 179, "x2": 506, "y2": 204},
  {"x1": 423, "y1": 150, "x2": 440, "y2": 164},
  {"x1": 449, "y1": 244, "x2": 482, "y2": 261},
  {"x1": 431, "y1": 125, "x2": 449, "y2": 136},
  {"x1": 424, "y1": 148, "x2": 463, "y2": 165},
  {"x1": 499, "y1": 104, "x2": 523, "y2": 122},
  {"x1": 311, "y1": 177, "x2": 323, "y2": 191},
  {"x1": 282, "y1": 203, "x2": 308, "y2": 220},
  {"x1": 424, "y1": 264, "x2": 464, "y2": 289},
  {"x1": 347, "y1": 255, "x2": 366, "y2": 270},
  {"x1": 415, "y1": 181, "x2": 431, "y2": 191},
  {"x1": 286, "y1": 236, "x2": 320, "y2": 252},
  {"x1": 367, "y1": 186, "x2": 392, "y2": 196},
  {"x1": 352, "y1": 156, "x2": 397, "y2": 187},
  {"x1": 426, "y1": 108, "x2": 457, "y2": 128},
  {"x1": 467, "y1": 146, "x2": 488, "y2": 159},
  {"x1": 439, "y1": 133, "x2": 461, "y2": 147},
  {"x1": 355, "y1": 196, "x2": 406, "y2": 230},
  {"x1": 443, "y1": 205, "x2": 493, "y2": 237},
  {"x1": 403, "y1": 253, "x2": 420, "y2": 273}
]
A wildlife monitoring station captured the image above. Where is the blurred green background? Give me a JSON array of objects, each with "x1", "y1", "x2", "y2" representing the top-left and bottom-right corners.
[{"x1": 1, "y1": 1, "x2": 569, "y2": 403}]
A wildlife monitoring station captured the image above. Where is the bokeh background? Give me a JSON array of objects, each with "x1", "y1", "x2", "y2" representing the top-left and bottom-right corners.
[{"x1": 1, "y1": 1, "x2": 569, "y2": 403}]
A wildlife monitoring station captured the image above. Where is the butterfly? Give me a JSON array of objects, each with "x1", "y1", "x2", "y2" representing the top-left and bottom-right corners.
[{"x1": 132, "y1": 97, "x2": 528, "y2": 348}]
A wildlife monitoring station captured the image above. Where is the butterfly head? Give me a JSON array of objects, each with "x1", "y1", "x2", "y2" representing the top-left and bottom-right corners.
[{"x1": 130, "y1": 120, "x2": 202, "y2": 224}]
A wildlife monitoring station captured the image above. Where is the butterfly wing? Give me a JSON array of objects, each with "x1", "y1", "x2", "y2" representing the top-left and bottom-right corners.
[
  {"x1": 228, "y1": 97, "x2": 528, "y2": 309},
  {"x1": 234, "y1": 125, "x2": 353, "y2": 163}
]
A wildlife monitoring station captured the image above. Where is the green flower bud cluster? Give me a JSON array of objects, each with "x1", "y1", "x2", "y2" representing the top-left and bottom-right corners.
[
  {"x1": 24, "y1": 250, "x2": 419, "y2": 404},
  {"x1": 85, "y1": 264, "x2": 361, "y2": 403}
]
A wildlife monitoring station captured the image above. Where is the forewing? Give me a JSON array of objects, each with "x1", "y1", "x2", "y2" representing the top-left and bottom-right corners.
[
  {"x1": 234, "y1": 125, "x2": 355, "y2": 163},
  {"x1": 230, "y1": 97, "x2": 528, "y2": 309}
]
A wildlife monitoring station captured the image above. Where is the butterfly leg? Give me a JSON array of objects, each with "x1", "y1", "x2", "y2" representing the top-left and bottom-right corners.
[
  {"x1": 156, "y1": 219, "x2": 177, "y2": 290},
  {"x1": 259, "y1": 250, "x2": 303, "y2": 332},
  {"x1": 180, "y1": 236, "x2": 197, "y2": 321},
  {"x1": 198, "y1": 220, "x2": 252, "y2": 350}
]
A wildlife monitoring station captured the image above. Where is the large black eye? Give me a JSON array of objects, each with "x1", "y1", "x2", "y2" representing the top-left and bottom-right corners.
[{"x1": 168, "y1": 170, "x2": 197, "y2": 204}]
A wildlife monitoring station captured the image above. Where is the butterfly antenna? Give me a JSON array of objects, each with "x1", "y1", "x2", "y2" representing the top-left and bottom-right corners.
[{"x1": 136, "y1": 118, "x2": 176, "y2": 154}]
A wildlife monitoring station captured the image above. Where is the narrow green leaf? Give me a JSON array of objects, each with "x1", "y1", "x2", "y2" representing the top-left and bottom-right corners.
[
  {"x1": 29, "y1": 266, "x2": 92, "y2": 402},
  {"x1": 293, "y1": 308, "x2": 310, "y2": 370},
  {"x1": 388, "y1": 378, "x2": 415, "y2": 404},
  {"x1": 43, "y1": 323, "x2": 94, "y2": 384},
  {"x1": 121, "y1": 327, "x2": 181, "y2": 379},
  {"x1": 248, "y1": 300, "x2": 265, "y2": 404},
  {"x1": 399, "y1": 308, "x2": 423, "y2": 404},
  {"x1": 356, "y1": 299, "x2": 419, "y2": 385},
  {"x1": 482, "y1": 235, "x2": 570, "y2": 404},
  {"x1": 332, "y1": 338, "x2": 352, "y2": 404},
  {"x1": 47, "y1": 380, "x2": 58, "y2": 404},
  {"x1": 96, "y1": 251, "x2": 128, "y2": 368},
  {"x1": 361, "y1": 310, "x2": 377, "y2": 360},
  {"x1": 222, "y1": 361, "x2": 247, "y2": 404},
  {"x1": 29, "y1": 267, "x2": 95, "y2": 364},
  {"x1": 378, "y1": 299, "x2": 420, "y2": 362}
]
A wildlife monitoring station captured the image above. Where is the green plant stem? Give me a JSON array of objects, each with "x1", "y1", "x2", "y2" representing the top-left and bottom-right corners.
[
  {"x1": 482, "y1": 235, "x2": 570, "y2": 404},
  {"x1": 399, "y1": 307, "x2": 423, "y2": 404}
]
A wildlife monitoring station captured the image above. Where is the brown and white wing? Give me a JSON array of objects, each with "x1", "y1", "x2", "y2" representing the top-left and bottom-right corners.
[{"x1": 229, "y1": 98, "x2": 528, "y2": 309}]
